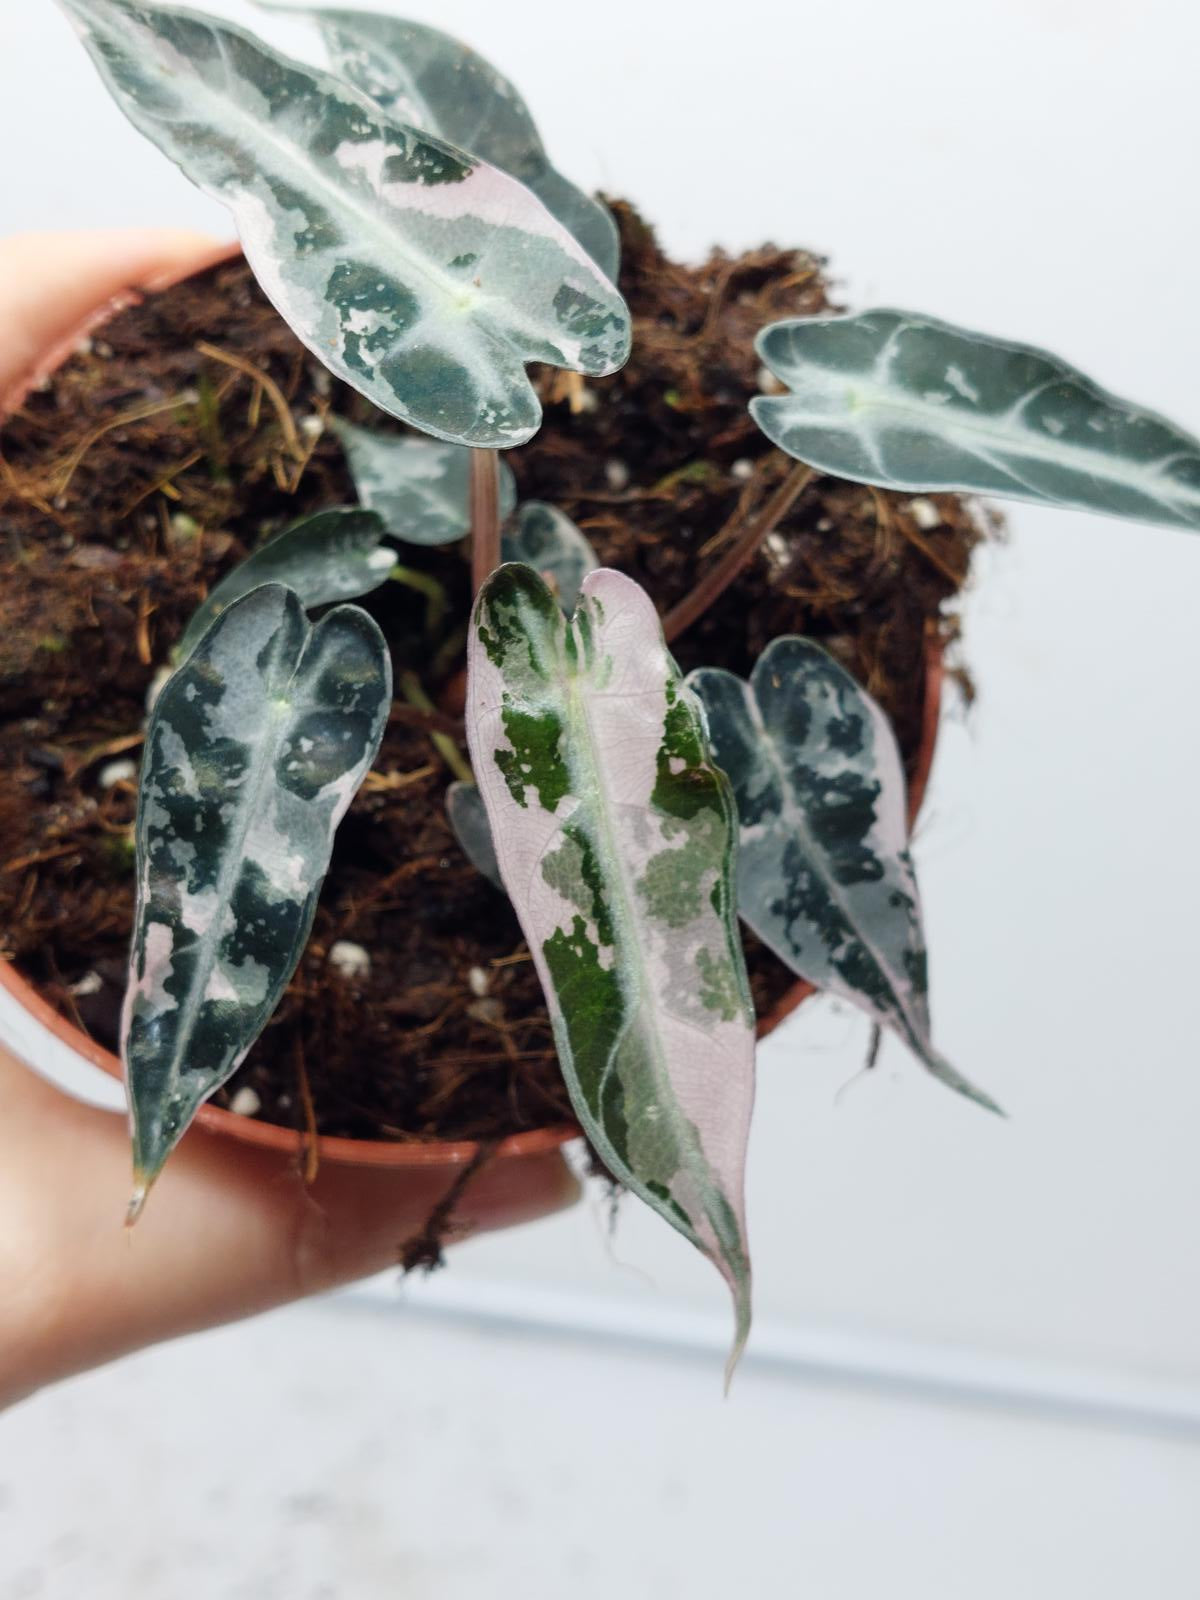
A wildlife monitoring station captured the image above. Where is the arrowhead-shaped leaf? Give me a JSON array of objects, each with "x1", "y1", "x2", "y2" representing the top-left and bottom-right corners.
[
  {"x1": 262, "y1": 5, "x2": 620, "y2": 280},
  {"x1": 333, "y1": 417, "x2": 516, "y2": 546},
  {"x1": 175, "y1": 507, "x2": 394, "y2": 661},
  {"x1": 467, "y1": 564, "x2": 756, "y2": 1372},
  {"x1": 61, "y1": 0, "x2": 631, "y2": 448},
  {"x1": 501, "y1": 501, "x2": 597, "y2": 613},
  {"x1": 689, "y1": 639, "x2": 998, "y2": 1113},
  {"x1": 445, "y1": 780, "x2": 502, "y2": 889},
  {"x1": 124, "y1": 583, "x2": 391, "y2": 1207},
  {"x1": 752, "y1": 309, "x2": 1200, "y2": 531}
]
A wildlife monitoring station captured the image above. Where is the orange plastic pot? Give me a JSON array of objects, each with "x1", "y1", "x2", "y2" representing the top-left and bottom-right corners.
[{"x1": 0, "y1": 235, "x2": 943, "y2": 1169}]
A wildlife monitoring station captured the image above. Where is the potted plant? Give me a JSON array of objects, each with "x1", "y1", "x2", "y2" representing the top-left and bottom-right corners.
[{"x1": 3, "y1": 0, "x2": 1197, "y2": 1375}]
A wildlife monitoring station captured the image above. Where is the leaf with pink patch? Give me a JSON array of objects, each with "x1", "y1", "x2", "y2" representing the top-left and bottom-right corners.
[{"x1": 467, "y1": 564, "x2": 756, "y2": 1375}]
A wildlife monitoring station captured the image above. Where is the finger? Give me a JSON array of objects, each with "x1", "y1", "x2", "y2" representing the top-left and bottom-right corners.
[
  {"x1": 0, "y1": 228, "x2": 226, "y2": 406},
  {"x1": 0, "y1": 1052, "x2": 578, "y2": 1403}
]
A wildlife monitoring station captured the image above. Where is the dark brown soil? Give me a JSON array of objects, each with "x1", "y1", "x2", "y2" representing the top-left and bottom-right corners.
[{"x1": 0, "y1": 202, "x2": 986, "y2": 1145}]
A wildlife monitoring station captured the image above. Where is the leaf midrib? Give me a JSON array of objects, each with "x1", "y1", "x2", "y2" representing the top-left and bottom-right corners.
[
  {"x1": 94, "y1": 3, "x2": 492, "y2": 315},
  {"x1": 202, "y1": 20, "x2": 473, "y2": 311},
  {"x1": 772, "y1": 373, "x2": 1200, "y2": 523},
  {"x1": 161, "y1": 635, "x2": 301, "y2": 1087},
  {"x1": 748, "y1": 694, "x2": 925, "y2": 1046},
  {"x1": 556, "y1": 627, "x2": 706, "y2": 1251}
]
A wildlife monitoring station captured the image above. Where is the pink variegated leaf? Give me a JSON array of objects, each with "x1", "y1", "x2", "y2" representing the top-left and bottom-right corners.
[
  {"x1": 60, "y1": 0, "x2": 630, "y2": 449},
  {"x1": 467, "y1": 564, "x2": 756, "y2": 1375}
]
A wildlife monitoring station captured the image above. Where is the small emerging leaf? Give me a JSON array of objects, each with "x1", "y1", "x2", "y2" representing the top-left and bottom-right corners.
[
  {"x1": 752, "y1": 309, "x2": 1200, "y2": 530},
  {"x1": 467, "y1": 564, "x2": 756, "y2": 1373},
  {"x1": 445, "y1": 780, "x2": 502, "y2": 889},
  {"x1": 263, "y1": 5, "x2": 621, "y2": 279},
  {"x1": 689, "y1": 638, "x2": 998, "y2": 1113},
  {"x1": 333, "y1": 417, "x2": 516, "y2": 546},
  {"x1": 124, "y1": 584, "x2": 391, "y2": 1208},
  {"x1": 174, "y1": 507, "x2": 393, "y2": 661},
  {"x1": 62, "y1": 0, "x2": 631, "y2": 448},
  {"x1": 501, "y1": 501, "x2": 597, "y2": 613}
]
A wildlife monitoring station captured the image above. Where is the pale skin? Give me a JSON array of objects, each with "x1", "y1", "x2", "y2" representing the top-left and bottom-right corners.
[{"x1": 0, "y1": 231, "x2": 579, "y2": 1411}]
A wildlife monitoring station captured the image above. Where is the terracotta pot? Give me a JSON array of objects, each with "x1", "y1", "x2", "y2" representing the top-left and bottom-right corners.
[{"x1": 0, "y1": 236, "x2": 944, "y2": 1169}]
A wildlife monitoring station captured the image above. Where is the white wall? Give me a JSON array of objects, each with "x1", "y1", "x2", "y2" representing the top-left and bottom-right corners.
[{"x1": 3, "y1": 1, "x2": 1200, "y2": 1590}]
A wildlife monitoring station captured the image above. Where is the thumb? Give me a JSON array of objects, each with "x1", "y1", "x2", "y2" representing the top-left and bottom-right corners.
[
  {"x1": 0, "y1": 228, "x2": 228, "y2": 408},
  {"x1": 1, "y1": 1054, "x2": 579, "y2": 1406}
]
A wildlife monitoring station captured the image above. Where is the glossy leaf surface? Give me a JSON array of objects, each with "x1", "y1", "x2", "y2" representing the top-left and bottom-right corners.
[
  {"x1": 63, "y1": 0, "x2": 631, "y2": 447},
  {"x1": 467, "y1": 564, "x2": 756, "y2": 1371},
  {"x1": 124, "y1": 584, "x2": 390, "y2": 1207},
  {"x1": 175, "y1": 507, "x2": 393, "y2": 660},
  {"x1": 445, "y1": 780, "x2": 502, "y2": 889},
  {"x1": 689, "y1": 638, "x2": 998, "y2": 1112},
  {"x1": 500, "y1": 501, "x2": 597, "y2": 613},
  {"x1": 333, "y1": 418, "x2": 515, "y2": 545},
  {"x1": 753, "y1": 309, "x2": 1200, "y2": 530},
  {"x1": 271, "y1": 5, "x2": 621, "y2": 278}
]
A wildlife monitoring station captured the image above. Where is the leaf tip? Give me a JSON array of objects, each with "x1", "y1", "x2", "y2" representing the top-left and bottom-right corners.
[
  {"x1": 975, "y1": 1089, "x2": 1008, "y2": 1120},
  {"x1": 925, "y1": 1049, "x2": 1006, "y2": 1119},
  {"x1": 125, "y1": 1174, "x2": 154, "y2": 1228},
  {"x1": 723, "y1": 1289, "x2": 752, "y2": 1396}
]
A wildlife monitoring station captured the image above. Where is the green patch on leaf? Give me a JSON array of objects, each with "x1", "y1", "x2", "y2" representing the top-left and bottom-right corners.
[{"x1": 467, "y1": 563, "x2": 757, "y2": 1376}]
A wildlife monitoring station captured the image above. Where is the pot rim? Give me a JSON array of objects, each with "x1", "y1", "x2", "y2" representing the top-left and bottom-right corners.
[{"x1": 0, "y1": 234, "x2": 945, "y2": 1168}]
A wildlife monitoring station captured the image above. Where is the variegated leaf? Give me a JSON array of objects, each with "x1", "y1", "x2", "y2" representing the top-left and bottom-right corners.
[
  {"x1": 333, "y1": 417, "x2": 516, "y2": 546},
  {"x1": 124, "y1": 583, "x2": 391, "y2": 1210},
  {"x1": 260, "y1": 5, "x2": 620, "y2": 279},
  {"x1": 61, "y1": 0, "x2": 631, "y2": 448},
  {"x1": 752, "y1": 310, "x2": 1200, "y2": 530},
  {"x1": 175, "y1": 507, "x2": 393, "y2": 661},
  {"x1": 467, "y1": 564, "x2": 756, "y2": 1372},
  {"x1": 445, "y1": 780, "x2": 502, "y2": 889},
  {"x1": 688, "y1": 638, "x2": 999, "y2": 1113},
  {"x1": 501, "y1": 501, "x2": 597, "y2": 613}
]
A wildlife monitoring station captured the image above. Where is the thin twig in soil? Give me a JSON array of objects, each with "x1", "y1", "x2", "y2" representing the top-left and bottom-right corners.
[
  {"x1": 693, "y1": 259, "x2": 739, "y2": 344},
  {"x1": 0, "y1": 450, "x2": 56, "y2": 517},
  {"x1": 119, "y1": 450, "x2": 206, "y2": 519},
  {"x1": 53, "y1": 394, "x2": 199, "y2": 498},
  {"x1": 432, "y1": 1049, "x2": 561, "y2": 1067},
  {"x1": 333, "y1": 852, "x2": 446, "y2": 936},
  {"x1": 60, "y1": 730, "x2": 145, "y2": 782},
  {"x1": 360, "y1": 763, "x2": 437, "y2": 795},
  {"x1": 867, "y1": 486, "x2": 894, "y2": 565},
  {"x1": 135, "y1": 591, "x2": 155, "y2": 666},
  {"x1": 195, "y1": 341, "x2": 305, "y2": 463},
  {"x1": 863, "y1": 482, "x2": 964, "y2": 585},
  {"x1": 893, "y1": 516, "x2": 966, "y2": 587},
  {"x1": 1, "y1": 844, "x2": 80, "y2": 876},
  {"x1": 285, "y1": 395, "x2": 329, "y2": 494},
  {"x1": 13, "y1": 870, "x2": 38, "y2": 921},
  {"x1": 662, "y1": 458, "x2": 814, "y2": 644},
  {"x1": 293, "y1": 1034, "x2": 320, "y2": 1185},
  {"x1": 697, "y1": 469, "x2": 767, "y2": 559},
  {"x1": 559, "y1": 485, "x2": 677, "y2": 506}
]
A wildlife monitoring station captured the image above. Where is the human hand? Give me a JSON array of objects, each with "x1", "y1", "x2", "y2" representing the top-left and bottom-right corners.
[{"x1": 0, "y1": 232, "x2": 579, "y2": 1410}]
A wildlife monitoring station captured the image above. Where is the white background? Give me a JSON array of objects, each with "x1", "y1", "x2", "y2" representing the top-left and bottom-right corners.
[{"x1": 4, "y1": 0, "x2": 1200, "y2": 1594}]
